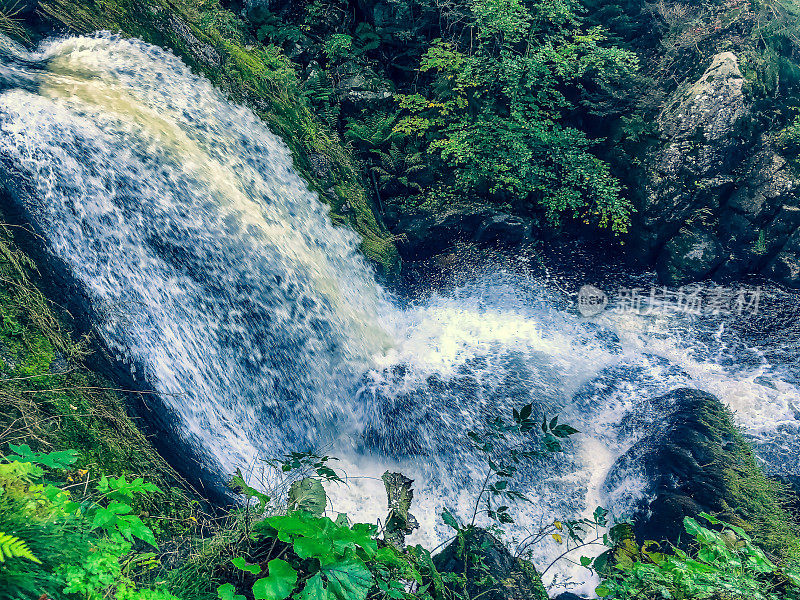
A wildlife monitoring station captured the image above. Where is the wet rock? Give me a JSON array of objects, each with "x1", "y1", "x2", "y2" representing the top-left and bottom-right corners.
[
  {"x1": 764, "y1": 249, "x2": 800, "y2": 286},
  {"x1": 656, "y1": 229, "x2": 724, "y2": 285},
  {"x1": 160, "y1": 16, "x2": 221, "y2": 68},
  {"x1": 389, "y1": 204, "x2": 535, "y2": 262},
  {"x1": 473, "y1": 214, "x2": 533, "y2": 246},
  {"x1": 335, "y1": 69, "x2": 393, "y2": 107},
  {"x1": 433, "y1": 528, "x2": 548, "y2": 600}
]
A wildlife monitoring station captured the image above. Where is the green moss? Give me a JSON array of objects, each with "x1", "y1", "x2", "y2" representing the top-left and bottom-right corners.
[
  {"x1": 35, "y1": 0, "x2": 400, "y2": 277},
  {"x1": 699, "y1": 401, "x2": 800, "y2": 562}
]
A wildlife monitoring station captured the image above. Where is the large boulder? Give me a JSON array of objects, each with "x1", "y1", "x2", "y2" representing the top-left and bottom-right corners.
[
  {"x1": 433, "y1": 528, "x2": 548, "y2": 600},
  {"x1": 629, "y1": 49, "x2": 800, "y2": 288},
  {"x1": 632, "y1": 52, "x2": 748, "y2": 267},
  {"x1": 604, "y1": 388, "x2": 800, "y2": 558}
]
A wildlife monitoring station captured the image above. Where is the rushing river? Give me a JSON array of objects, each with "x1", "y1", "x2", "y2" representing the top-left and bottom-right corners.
[{"x1": 2, "y1": 34, "x2": 800, "y2": 594}]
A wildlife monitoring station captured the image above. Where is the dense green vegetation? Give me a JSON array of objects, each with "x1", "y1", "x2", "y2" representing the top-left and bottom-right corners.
[{"x1": 244, "y1": 0, "x2": 640, "y2": 232}]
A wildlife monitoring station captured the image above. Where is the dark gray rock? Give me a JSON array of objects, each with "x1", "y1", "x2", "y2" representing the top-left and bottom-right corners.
[
  {"x1": 473, "y1": 214, "x2": 533, "y2": 246},
  {"x1": 764, "y1": 250, "x2": 800, "y2": 286},
  {"x1": 604, "y1": 388, "x2": 734, "y2": 547},
  {"x1": 390, "y1": 205, "x2": 535, "y2": 261},
  {"x1": 433, "y1": 528, "x2": 549, "y2": 600},
  {"x1": 604, "y1": 388, "x2": 796, "y2": 555},
  {"x1": 656, "y1": 229, "x2": 724, "y2": 285}
]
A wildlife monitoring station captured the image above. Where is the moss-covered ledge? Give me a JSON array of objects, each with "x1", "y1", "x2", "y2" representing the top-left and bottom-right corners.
[{"x1": 29, "y1": 0, "x2": 400, "y2": 277}]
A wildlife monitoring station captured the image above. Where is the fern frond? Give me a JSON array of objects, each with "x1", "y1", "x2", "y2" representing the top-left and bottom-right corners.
[{"x1": 0, "y1": 531, "x2": 41, "y2": 564}]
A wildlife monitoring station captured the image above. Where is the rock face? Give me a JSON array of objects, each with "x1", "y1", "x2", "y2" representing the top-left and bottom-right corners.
[
  {"x1": 633, "y1": 52, "x2": 747, "y2": 268},
  {"x1": 633, "y1": 51, "x2": 800, "y2": 287},
  {"x1": 433, "y1": 528, "x2": 549, "y2": 600},
  {"x1": 656, "y1": 229, "x2": 724, "y2": 285},
  {"x1": 605, "y1": 388, "x2": 799, "y2": 557},
  {"x1": 387, "y1": 203, "x2": 536, "y2": 262}
]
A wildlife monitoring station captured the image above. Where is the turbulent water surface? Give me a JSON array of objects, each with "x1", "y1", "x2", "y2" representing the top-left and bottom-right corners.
[{"x1": 2, "y1": 34, "x2": 800, "y2": 594}]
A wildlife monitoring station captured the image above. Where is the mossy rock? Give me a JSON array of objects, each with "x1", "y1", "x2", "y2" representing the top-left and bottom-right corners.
[{"x1": 607, "y1": 387, "x2": 800, "y2": 561}]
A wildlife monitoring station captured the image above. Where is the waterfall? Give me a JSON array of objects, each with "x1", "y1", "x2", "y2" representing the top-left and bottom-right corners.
[{"x1": 2, "y1": 34, "x2": 800, "y2": 594}]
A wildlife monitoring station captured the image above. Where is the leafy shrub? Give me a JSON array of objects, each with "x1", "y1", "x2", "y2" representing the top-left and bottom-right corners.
[
  {"x1": 394, "y1": 0, "x2": 638, "y2": 232},
  {"x1": 0, "y1": 444, "x2": 180, "y2": 600},
  {"x1": 594, "y1": 513, "x2": 800, "y2": 599}
]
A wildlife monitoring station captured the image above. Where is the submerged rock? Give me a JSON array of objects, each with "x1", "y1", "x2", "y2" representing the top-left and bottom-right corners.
[{"x1": 433, "y1": 528, "x2": 548, "y2": 600}]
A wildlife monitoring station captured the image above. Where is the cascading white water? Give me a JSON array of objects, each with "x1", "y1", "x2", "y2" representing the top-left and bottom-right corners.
[{"x1": 2, "y1": 34, "x2": 800, "y2": 595}]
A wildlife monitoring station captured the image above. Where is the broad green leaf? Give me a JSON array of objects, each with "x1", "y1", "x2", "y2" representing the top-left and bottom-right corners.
[
  {"x1": 217, "y1": 583, "x2": 246, "y2": 600},
  {"x1": 288, "y1": 478, "x2": 327, "y2": 517},
  {"x1": 321, "y1": 556, "x2": 372, "y2": 600},
  {"x1": 252, "y1": 559, "x2": 297, "y2": 600},
  {"x1": 293, "y1": 534, "x2": 333, "y2": 559},
  {"x1": 294, "y1": 573, "x2": 329, "y2": 600}
]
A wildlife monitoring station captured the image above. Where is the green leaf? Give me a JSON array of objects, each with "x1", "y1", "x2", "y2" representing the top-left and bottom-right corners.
[
  {"x1": 551, "y1": 424, "x2": 579, "y2": 438},
  {"x1": 321, "y1": 556, "x2": 373, "y2": 600},
  {"x1": 6, "y1": 444, "x2": 78, "y2": 469},
  {"x1": 232, "y1": 556, "x2": 262, "y2": 574},
  {"x1": 294, "y1": 573, "x2": 329, "y2": 600},
  {"x1": 595, "y1": 584, "x2": 610, "y2": 597},
  {"x1": 217, "y1": 583, "x2": 246, "y2": 600},
  {"x1": 288, "y1": 478, "x2": 327, "y2": 517},
  {"x1": 442, "y1": 510, "x2": 460, "y2": 531},
  {"x1": 230, "y1": 469, "x2": 271, "y2": 511},
  {"x1": 252, "y1": 559, "x2": 297, "y2": 600},
  {"x1": 293, "y1": 534, "x2": 333, "y2": 559}
]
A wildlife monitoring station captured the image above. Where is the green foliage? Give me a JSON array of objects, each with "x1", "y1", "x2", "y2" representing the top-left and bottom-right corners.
[
  {"x1": 221, "y1": 474, "x2": 440, "y2": 600},
  {"x1": 0, "y1": 531, "x2": 40, "y2": 564},
  {"x1": 287, "y1": 478, "x2": 327, "y2": 517},
  {"x1": 464, "y1": 405, "x2": 578, "y2": 529},
  {"x1": 324, "y1": 33, "x2": 355, "y2": 63},
  {"x1": 0, "y1": 444, "x2": 179, "y2": 600},
  {"x1": 595, "y1": 513, "x2": 800, "y2": 599},
  {"x1": 393, "y1": 0, "x2": 637, "y2": 231}
]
